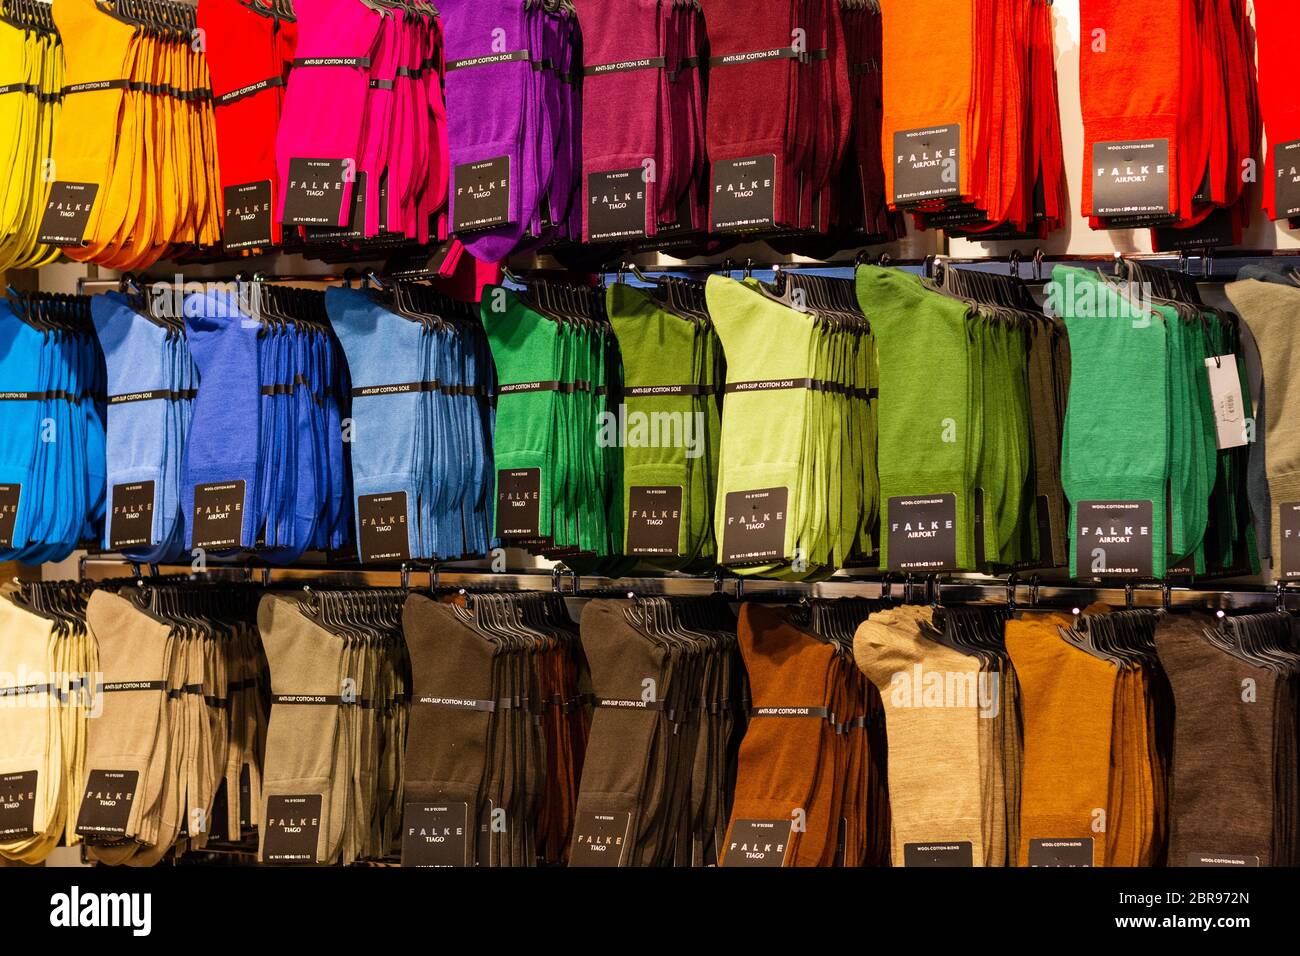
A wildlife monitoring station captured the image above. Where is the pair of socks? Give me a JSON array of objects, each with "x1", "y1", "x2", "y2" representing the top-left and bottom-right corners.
[
  {"x1": 48, "y1": 0, "x2": 221, "y2": 268},
  {"x1": 258, "y1": 588, "x2": 407, "y2": 865},
  {"x1": 0, "y1": 4, "x2": 62, "y2": 271},
  {"x1": 709, "y1": 273, "x2": 877, "y2": 580},
  {"x1": 0, "y1": 294, "x2": 106, "y2": 565},
  {"x1": 607, "y1": 280, "x2": 722, "y2": 572},
  {"x1": 92, "y1": 291, "x2": 198, "y2": 565},
  {"x1": 402, "y1": 591, "x2": 588, "y2": 867},
  {"x1": 328, "y1": 284, "x2": 495, "y2": 563},
  {"x1": 572, "y1": 597, "x2": 744, "y2": 867}
]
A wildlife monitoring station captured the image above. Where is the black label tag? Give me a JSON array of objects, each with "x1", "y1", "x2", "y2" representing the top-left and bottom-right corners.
[
  {"x1": 453, "y1": 156, "x2": 511, "y2": 233},
  {"x1": 192, "y1": 480, "x2": 246, "y2": 551},
  {"x1": 711, "y1": 155, "x2": 776, "y2": 232},
  {"x1": 892, "y1": 125, "x2": 962, "y2": 205},
  {"x1": 721, "y1": 487, "x2": 788, "y2": 564},
  {"x1": 383, "y1": 241, "x2": 458, "y2": 280},
  {"x1": 263, "y1": 794, "x2": 322, "y2": 863},
  {"x1": 283, "y1": 158, "x2": 350, "y2": 226},
  {"x1": 1075, "y1": 500, "x2": 1154, "y2": 578},
  {"x1": 1153, "y1": 207, "x2": 1235, "y2": 251},
  {"x1": 887, "y1": 494, "x2": 958, "y2": 572},
  {"x1": 239, "y1": 764, "x2": 251, "y2": 829},
  {"x1": 222, "y1": 180, "x2": 274, "y2": 251},
  {"x1": 722, "y1": 819, "x2": 792, "y2": 867},
  {"x1": 1278, "y1": 502, "x2": 1300, "y2": 580},
  {"x1": 110, "y1": 481, "x2": 155, "y2": 550},
  {"x1": 0, "y1": 771, "x2": 37, "y2": 840},
  {"x1": 626, "y1": 486, "x2": 682, "y2": 556},
  {"x1": 306, "y1": 171, "x2": 367, "y2": 242},
  {"x1": 1185, "y1": 852, "x2": 1260, "y2": 867},
  {"x1": 903, "y1": 841, "x2": 973, "y2": 867},
  {"x1": 0, "y1": 483, "x2": 19, "y2": 549},
  {"x1": 588, "y1": 169, "x2": 647, "y2": 241},
  {"x1": 37, "y1": 181, "x2": 99, "y2": 246},
  {"x1": 1091, "y1": 140, "x2": 1170, "y2": 219},
  {"x1": 1029, "y1": 838, "x2": 1094, "y2": 867},
  {"x1": 75, "y1": 770, "x2": 139, "y2": 838},
  {"x1": 1274, "y1": 140, "x2": 1300, "y2": 219},
  {"x1": 568, "y1": 810, "x2": 632, "y2": 867},
  {"x1": 357, "y1": 492, "x2": 410, "y2": 563},
  {"x1": 496, "y1": 469, "x2": 542, "y2": 538},
  {"x1": 400, "y1": 802, "x2": 470, "y2": 867}
]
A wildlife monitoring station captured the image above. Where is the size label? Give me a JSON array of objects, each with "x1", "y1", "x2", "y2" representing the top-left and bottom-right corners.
[
  {"x1": 568, "y1": 811, "x2": 632, "y2": 867},
  {"x1": 722, "y1": 487, "x2": 787, "y2": 564},
  {"x1": 1205, "y1": 356, "x2": 1248, "y2": 450},
  {"x1": 263, "y1": 794, "x2": 322, "y2": 864},
  {"x1": 892, "y1": 125, "x2": 961, "y2": 205},
  {"x1": 496, "y1": 469, "x2": 541, "y2": 538},
  {"x1": 1075, "y1": 500, "x2": 1154, "y2": 578},
  {"x1": 887, "y1": 494, "x2": 958, "y2": 571},
  {"x1": 0, "y1": 771, "x2": 37, "y2": 840},
  {"x1": 357, "y1": 492, "x2": 410, "y2": 563},
  {"x1": 191, "y1": 481, "x2": 246, "y2": 551},
  {"x1": 1029, "y1": 838, "x2": 1094, "y2": 867},
  {"x1": 222, "y1": 180, "x2": 274, "y2": 251},
  {"x1": 76, "y1": 770, "x2": 139, "y2": 838},
  {"x1": 903, "y1": 841, "x2": 973, "y2": 867},
  {"x1": 282, "y1": 158, "x2": 350, "y2": 226},
  {"x1": 1092, "y1": 140, "x2": 1170, "y2": 220},
  {"x1": 722, "y1": 819, "x2": 792, "y2": 868},
  {"x1": 37, "y1": 182, "x2": 99, "y2": 245},
  {"x1": 588, "y1": 169, "x2": 647, "y2": 241},
  {"x1": 626, "y1": 486, "x2": 682, "y2": 556},
  {"x1": 400, "y1": 802, "x2": 470, "y2": 867},
  {"x1": 110, "y1": 481, "x2": 155, "y2": 550},
  {"x1": 453, "y1": 156, "x2": 511, "y2": 232},
  {"x1": 711, "y1": 155, "x2": 776, "y2": 232}
]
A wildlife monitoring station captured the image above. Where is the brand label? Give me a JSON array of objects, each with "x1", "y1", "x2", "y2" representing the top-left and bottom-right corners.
[
  {"x1": 568, "y1": 811, "x2": 632, "y2": 867},
  {"x1": 1029, "y1": 838, "x2": 1094, "y2": 867},
  {"x1": 1273, "y1": 139, "x2": 1300, "y2": 219},
  {"x1": 1278, "y1": 502, "x2": 1300, "y2": 581},
  {"x1": 0, "y1": 483, "x2": 19, "y2": 549},
  {"x1": 37, "y1": 182, "x2": 99, "y2": 245},
  {"x1": 1205, "y1": 356, "x2": 1248, "y2": 450},
  {"x1": 192, "y1": 481, "x2": 246, "y2": 551},
  {"x1": 626, "y1": 486, "x2": 682, "y2": 556},
  {"x1": 496, "y1": 469, "x2": 541, "y2": 538},
  {"x1": 1092, "y1": 140, "x2": 1170, "y2": 220},
  {"x1": 722, "y1": 487, "x2": 788, "y2": 564},
  {"x1": 75, "y1": 770, "x2": 139, "y2": 838},
  {"x1": 588, "y1": 169, "x2": 647, "y2": 241},
  {"x1": 263, "y1": 794, "x2": 322, "y2": 863},
  {"x1": 903, "y1": 841, "x2": 973, "y2": 867},
  {"x1": 892, "y1": 125, "x2": 961, "y2": 205},
  {"x1": 711, "y1": 155, "x2": 776, "y2": 232},
  {"x1": 0, "y1": 771, "x2": 37, "y2": 839},
  {"x1": 222, "y1": 180, "x2": 274, "y2": 251},
  {"x1": 400, "y1": 802, "x2": 470, "y2": 867},
  {"x1": 721, "y1": 819, "x2": 792, "y2": 867},
  {"x1": 1075, "y1": 500, "x2": 1154, "y2": 578},
  {"x1": 453, "y1": 156, "x2": 511, "y2": 233},
  {"x1": 357, "y1": 492, "x2": 410, "y2": 563},
  {"x1": 110, "y1": 481, "x2": 155, "y2": 550},
  {"x1": 1185, "y1": 852, "x2": 1260, "y2": 867},
  {"x1": 887, "y1": 494, "x2": 958, "y2": 572},
  {"x1": 283, "y1": 158, "x2": 350, "y2": 226}
]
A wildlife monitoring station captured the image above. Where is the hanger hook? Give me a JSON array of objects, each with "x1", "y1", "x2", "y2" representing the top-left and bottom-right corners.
[
  {"x1": 1125, "y1": 581, "x2": 1136, "y2": 610},
  {"x1": 1006, "y1": 573, "x2": 1019, "y2": 612}
]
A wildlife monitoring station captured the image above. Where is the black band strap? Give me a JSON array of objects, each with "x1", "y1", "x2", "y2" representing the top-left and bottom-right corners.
[
  {"x1": 293, "y1": 57, "x2": 371, "y2": 69},
  {"x1": 583, "y1": 56, "x2": 666, "y2": 77},
  {"x1": 412, "y1": 696, "x2": 497, "y2": 712},
  {"x1": 708, "y1": 47, "x2": 799, "y2": 68},
  {"x1": 217, "y1": 76, "x2": 285, "y2": 106},
  {"x1": 445, "y1": 50, "x2": 530, "y2": 72}
]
